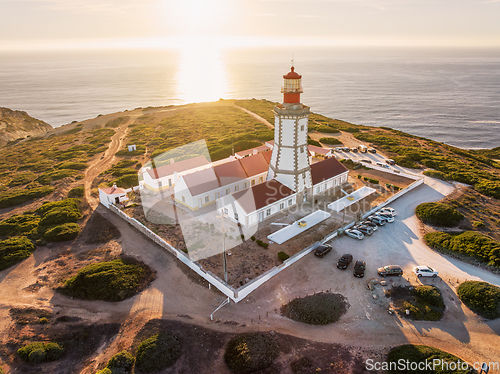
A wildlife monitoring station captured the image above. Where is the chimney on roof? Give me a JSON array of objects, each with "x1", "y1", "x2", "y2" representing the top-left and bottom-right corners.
[
  {"x1": 170, "y1": 158, "x2": 175, "y2": 164},
  {"x1": 112, "y1": 183, "x2": 117, "y2": 190}
]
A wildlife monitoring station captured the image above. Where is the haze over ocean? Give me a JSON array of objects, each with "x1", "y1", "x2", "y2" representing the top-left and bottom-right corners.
[{"x1": 1, "y1": 46, "x2": 499, "y2": 149}]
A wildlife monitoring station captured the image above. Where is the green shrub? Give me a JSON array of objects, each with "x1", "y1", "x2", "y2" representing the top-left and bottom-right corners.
[
  {"x1": 251, "y1": 236, "x2": 255, "y2": 241},
  {"x1": 39, "y1": 209, "x2": 82, "y2": 229},
  {"x1": 96, "y1": 369, "x2": 112, "y2": 374},
  {"x1": 278, "y1": 251, "x2": 290, "y2": 261},
  {"x1": 256, "y1": 239, "x2": 269, "y2": 249},
  {"x1": 395, "y1": 285, "x2": 445, "y2": 321},
  {"x1": 340, "y1": 159, "x2": 359, "y2": 170},
  {"x1": 68, "y1": 186, "x2": 85, "y2": 198},
  {"x1": 60, "y1": 258, "x2": 154, "y2": 301},
  {"x1": 43, "y1": 223, "x2": 80, "y2": 242},
  {"x1": 415, "y1": 202, "x2": 463, "y2": 227},
  {"x1": 104, "y1": 351, "x2": 135, "y2": 374},
  {"x1": 423, "y1": 170, "x2": 448, "y2": 180},
  {"x1": 475, "y1": 179, "x2": 500, "y2": 199},
  {"x1": 105, "y1": 116, "x2": 130, "y2": 128},
  {"x1": 57, "y1": 162, "x2": 87, "y2": 170},
  {"x1": 36, "y1": 169, "x2": 76, "y2": 185},
  {"x1": 387, "y1": 345, "x2": 475, "y2": 374},
  {"x1": 18, "y1": 341, "x2": 64, "y2": 363},
  {"x1": 224, "y1": 332, "x2": 279, "y2": 373},
  {"x1": 111, "y1": 168, "x2": 137, "y2": 177},
  {"x1": 358, "y1": 174, "x2": 362, "y2": 179},
  {"x1": 319, "y1": 137, "x2": 342, "y2": 145},
  {"x1": 281, "y1": 292, "x2": 349, "y2": 325},
  {"x1": 393, "y1": 156, "x2": 420, "y2": 169},
  {"x1": 315, "y1": 125, "x2": 340, "y2": 133},
  {"x1": 135, "y1": 333, "x2": 182, "y2": 372},
  {"x1": 424, "y1": 231, "x2": 500, "y2": 267},
  {"x1": 457, "y1": 281, "x2": 500, "y2": 319},
  {"x1": 9, "y1": 172, "x2": 37, "y2": 187},
  {"x1": 36, "y1": 198, "x2": 80, "y2": 216},
  {"x1": 0, "y1": 186, "x2": 54, "y2": 209},
  {"x1": 0, "y1": 214, "x2": 40, "y2": 237},
  {"x1": 473, "y1": 220, "x2": 485, "y2": 228},
  {"x1": 0, "y1": 237, "x2": 36, "y2": 271},
  {"x1": 307, "y1": 138, "x2": 322, "y2": 147},
  {"x1": 112, "y1": 174, "x2": 139, "y2": 189}
]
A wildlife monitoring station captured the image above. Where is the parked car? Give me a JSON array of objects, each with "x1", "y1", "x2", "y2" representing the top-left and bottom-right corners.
[
  {"x1": 337, "y1": 253, "x2": 353, "y2": 269},
  {"x1": 376, "y1": 161, "x2": 390, "y2": 169},
  {"x1": 379, "y1": 207, "x2": 396, "y2": 216},
  {"x1": 368, "y1": 148, "x2": 377, "y2": 153},
  {"x1": 351, "y1": 147, "x2": 358, "y2": 152},
  {"x1": 413, "y1": 266, "x2": 439, "y2": 278},
  {"x1": 360, "y1": 159, "x2": 372, "y2": 164},
  {"x1": 378, "y1": 265, "x2": 403, "y2": 277},
  {"x1": 353, "y1": 260, "x2": 366, "y2": 278},
  {"x1": 367, "y1": 215, "x2": 387, "y2": 226},
  {"x1": 314, "y1": 244, "x2": 332, "y2": 258},
  {"x1": 335, "y1": 147, "x2": 343, "y2": 152},
  {"x1": 344, "y1": 229, "x2": 364, "y2": 240},
  {"x1": 343, "y1": 147, "x2": 351, "y2": 152},
  {"x1": 360, "y1": 220, "x2": 378, "y2": 231},
  {"x1": 375, "y1": 212, "x2": 395, "y2": 223},
  {"x1": 386, "y1": 159, "x2": 395, "y2": 165},
  {"x1": 354, "y1": 225, "x2": 374, "y2": 236}
]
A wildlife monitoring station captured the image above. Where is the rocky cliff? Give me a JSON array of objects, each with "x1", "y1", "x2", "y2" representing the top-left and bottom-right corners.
[{"x1": 0, "y1": 107, "x2": 53, "y2": 146}]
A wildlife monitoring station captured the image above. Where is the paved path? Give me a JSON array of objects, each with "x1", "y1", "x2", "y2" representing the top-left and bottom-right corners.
[{"x1": 234, "y1": 104, "x2": 274, "y2": 130}]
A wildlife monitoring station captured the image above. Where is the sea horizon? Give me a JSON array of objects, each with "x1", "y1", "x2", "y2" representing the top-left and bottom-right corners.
[{"x1": 1, "y1": 45, "x2": 499, "y2": 150}]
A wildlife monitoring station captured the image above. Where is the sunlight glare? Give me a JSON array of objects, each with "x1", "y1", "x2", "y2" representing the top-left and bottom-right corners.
[{"x1": 175, "y1": 39, "x2": 228, "y2": 104}]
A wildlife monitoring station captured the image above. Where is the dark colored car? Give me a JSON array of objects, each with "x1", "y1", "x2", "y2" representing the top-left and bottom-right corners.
[
  {"x1": 360, "y1": 220, "x2": 378, "y2": 230},
  {"x1": 353, "y1": 260, "x2": 366, "y2": 278},
  {"x1": 367, "y1": 215, "x2": 387, "y2": 226},
  {"x1": 314, "y1": 244, "x2": 332, "y2": 258},
  {"x1": 360, "y1": 159, "x2": 372, "y2": 164},
  {"x1": 343, "y1": 147, "x2": 351, "y2": 152},
  {"x1": 377, "y1": 265, "x2": 403, "y2": 277},
  {"x1": 386, "y1": 159, "x2": 395, "y2": 165},
  {"x1": 337, "y1": 253, "x2": 353, "y2": 269},
  {"x1": 368, "y1": 148, "x2": 377, "y2": 153}
]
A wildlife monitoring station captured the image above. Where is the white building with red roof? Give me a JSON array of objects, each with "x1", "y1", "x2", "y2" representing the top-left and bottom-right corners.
[{"x1": 98, "y1": 184, "x2": 129, "y2": 208}]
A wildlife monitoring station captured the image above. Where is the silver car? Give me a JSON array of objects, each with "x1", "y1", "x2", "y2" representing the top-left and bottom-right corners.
[
  {"x1": 375, "y1": 212, "x2": 395, "y2": 223},
  {"x1": 414, "y1": 266, "x2": 439, "y2": 278},
  {"x1": 345, "y1": 229, "x2": 364, "y2": 240}
]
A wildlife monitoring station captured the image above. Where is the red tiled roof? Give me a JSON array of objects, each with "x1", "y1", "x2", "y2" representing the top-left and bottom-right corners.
[
  {"x1": 308, "y1": 145, "x2": 331, "y2": 155},
  {"x1": 232, "y1": 179, "x2": 294, "y2": 214},
  {"x1": 100, "y1": 186, "x2": 127, "y2": 195},
  {"x1": 262, "y1": 149, "x2": 272, "y2": 164},
  {"x1": 213, "y1": 159, "x2": 247, "y2": 186},
  {"x1": 235, "y1": 144, "x2": 269, "y2": 157},
  {"x1": 146, "y1": 155, "x2": 210, "y2": 179},
  {"x1": 239, "y1": 152, "x2": 269, "y2": 177},
  {"x1": 310, "y1": 157, "x2": 348, "y2": 185},
  {"x1": 182, "y1": 167, "x2": 219, "y2": 196}
]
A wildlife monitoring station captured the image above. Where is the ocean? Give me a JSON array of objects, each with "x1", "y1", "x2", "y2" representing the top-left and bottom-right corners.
[{"x1": 0, "y1": 46, "x2": 499, "y2": 150}]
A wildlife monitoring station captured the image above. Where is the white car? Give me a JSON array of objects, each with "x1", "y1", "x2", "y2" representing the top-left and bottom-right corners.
[
  {"x1": 414, "y1": 266, "x2": 439, "y2": 278},
  {"x1": 379, "y1": 207, "x2": 396, "y2": 216},
  {"x1": 376, "y1": 162, "x2": 390, "y2": 168},
  {"x1": 345, "y1": 229, "x2": 364, "y2": 240},
  {"x1": 367, "y1": 215, "x2": 387, "y2": 226},
  {"x1": 375, "y1": 212, "x2": 395, "y2": 223}
]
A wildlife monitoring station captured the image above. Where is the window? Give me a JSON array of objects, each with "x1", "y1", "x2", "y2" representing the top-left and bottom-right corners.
[
  {"x1": 251, "y1": 179, "x2": 255, "y2": 186},
  {"x1": 280, "y1": 202, "x2": 284, "y2": 210},
  {"x1": 266, "y1": 208, "x2": 271, "y2": 216},
  {"x1": 182, "y1": 196, "x2": 185, "y2": 202},
  {"x1": 215, "y1": 192, "x2": 220, "y2": 199},
  {"x1": 302, "y1": 173, "x2": 306, "y2": 179},
  {"x1": 323, "y1": 184, "x2": 327, "y2": 190},
  {"x1": 226, "y1": 188, "x2": 230, "y2": 195},
  {"x1": 234, "y1": 213, "x2": 239, "y2": 220},
  {"x1": 259, "y1": 177, "x2": 263, "y2": 183},
  {"x1": 316, "y1": 187, "x2": 320, "y2": 193},
  {"x1": 158, "y1": 181, "x2": 162, "y2": 187},
  {"x1": 205, "y1": 196, "x2": 209, "y2": 203},
  {"x1": 288, "y1": 199, "x2": 293, "y2": 206},
  {"x1": 300, "y1": 124, "x2": 304, "y2": 131},
  {"x1": 234, "y1": 185, "x2": 239, "y2": 192},
  {"x1": 168, "y1": 178, "x2": 172, "y2": 187},
  {"x1": 300, "y1": 146, "x2": 304, "y2": 153},
  {"x1": 243, "y1": 182, "x2": 247, "y2": 189}
]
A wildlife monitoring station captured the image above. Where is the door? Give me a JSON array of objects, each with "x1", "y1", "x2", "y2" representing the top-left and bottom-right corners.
[
  {"x1": 115, "y1": 197, "x2": 120, "y2": 204},
  {"x1": 198, "y1": 198, "x2": 202, "y2": 208},
  {"x1": 258, "y1": 211, "x2": 264, "y2": 222}
]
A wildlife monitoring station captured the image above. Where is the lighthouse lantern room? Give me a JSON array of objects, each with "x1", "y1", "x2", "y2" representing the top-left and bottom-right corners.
[{"x1": 268, "y1": 65, "x2": 312, "y2": 194}]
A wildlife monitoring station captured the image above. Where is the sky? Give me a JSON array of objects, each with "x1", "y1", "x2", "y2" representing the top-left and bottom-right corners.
[{"x1": 1, "y1": 0, "x2": 500, "y2": 50}]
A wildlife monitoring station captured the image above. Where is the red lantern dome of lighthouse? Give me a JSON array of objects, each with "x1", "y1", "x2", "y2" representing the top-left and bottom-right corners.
[{"x1": 281, "y1": 66, "x2": 303, "y2": 105}]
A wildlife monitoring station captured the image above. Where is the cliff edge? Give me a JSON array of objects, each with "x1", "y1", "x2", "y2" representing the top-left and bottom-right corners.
[{"x1": 0, "y1": 107, "x2": 53, "y2": 146}]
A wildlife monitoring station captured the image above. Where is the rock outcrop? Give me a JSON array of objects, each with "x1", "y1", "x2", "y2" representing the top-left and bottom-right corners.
[{"x1": 0, "y1": 107, "x2": 52, "y2": 146}]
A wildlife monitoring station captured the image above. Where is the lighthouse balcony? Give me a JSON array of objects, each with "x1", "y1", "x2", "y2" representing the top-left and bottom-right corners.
[
  {"x1": 281, "y1": 86, "x2": 303, "y2": 93},
  {"x1": 274, "y1": 104, "x2": 310, "y2": 116}
]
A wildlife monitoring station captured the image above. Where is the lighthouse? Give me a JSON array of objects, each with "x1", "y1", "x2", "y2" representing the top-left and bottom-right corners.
[{"x1": 267, "y1": 65, "x2": 312, "y2": 195}]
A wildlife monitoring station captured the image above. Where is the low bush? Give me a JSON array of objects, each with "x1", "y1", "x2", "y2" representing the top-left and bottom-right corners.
[
  {"x1": 393, "y1": 156, "x2": 421, "y2": 169},
  {"x1": 340, "y1": 159, "x2": 359, "y2": 170},
  {"x1": 112, "y1": 174, "x2": 139, "y2": 189},
  {"x1": 36, "y1": 169, "x2": 76, "y2": 185},
  {"x1": 319, "y1": 137, "x2": 342, "y2": 145},
  {"x1": 0, "y1": 186, "x2": 54, "y2": 209},
  {"x1": 60, "y1": 258, "x2": 155, "y2": 301},
  {"x1": 224, "y1": 332, "x2": 279, "y2": 373},
  {"x1": 393, "y1": 285, "x2": 445, "y2": 321},
  {"x1": 424, "y1": 231, "x2": 500, "y2": 267},
  {"x1": 111, "y1": 167, "x2": 137, "y2": 177},
  {"x1": 250, "y1": 236, "x2": 255, "y2": 241},
  {"x1": 9, "y1": 172, "x2": 37, "y2": 187},
  {"x1": 314, "y1": 124, "x2": 340, "y2": 134},
  {"x1": 387, "y1": 345, "x2": 475, "y2": 374},
  {"x1": 475, "y1": 179, "x2": 500, "y2": 199},
  {"x1": 423, "y1": 170, "x2": 448, "y2": 180},
  {"x1": 457, "y1": 281, "x2": 500, "y2": 319},
  {"x1": 38, "y1": 209, "x2": 82, "y2": 229},
  {"x1": 0, "y1": 237, "x2": 36, "y2": 271},
  {"x1": 256, "y1": 239, "x2": 269, "y2": 249},
  {"x1": 18, "y1": 341, "x2": 64, "y2": 363},
  {"x1": 43, "y1": 223, "x2": 80, "y2": 242},
  {"x1": 415, "y1": 202, "x2": 463, "y2": 227},
  {"x1": 0, "y1": 214, "x2": 40, "y2": 237},
  {"x1": 135, "y1": 333, "x2": 182, "y2": 372},
  {"x1": 281, "y1": 292, "x2": 349, "y2": 325},
  {"x1": 57, "y1": 162, "x2": 87, "y2": 170},
  {"x1": 278, "y1": 251, "x2": 290, "y2": 261},
  {"x1": 68, "y1": 186, "x2": 85, "y2": 198},
  {"x1": 97, "y1": 351, "x2": 135, "y2": 374},
  {"x1": 363, "y1": 177, "x2": 379, "y2": 184},
  {"x1": 307, "y1": 138, "x2": 322, "y2": 147},
  {"x1": 36, "y1": 198, "x2": 80, "y2": 216},
  {"x1": 105, "y1": 116, "x2": 130, "y2": 128}
]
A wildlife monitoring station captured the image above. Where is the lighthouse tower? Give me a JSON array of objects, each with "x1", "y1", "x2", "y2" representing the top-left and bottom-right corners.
[{"x1": 267, "y1": 65, "x2": 312, "y2": 194}]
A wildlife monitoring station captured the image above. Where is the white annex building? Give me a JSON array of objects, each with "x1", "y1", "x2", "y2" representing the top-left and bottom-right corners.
[{"x1": 139, "y1": 66, "x2": 349, "y2": 227}]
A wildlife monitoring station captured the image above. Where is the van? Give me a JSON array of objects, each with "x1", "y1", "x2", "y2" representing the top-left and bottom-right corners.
[{"x1": 358, "y1": 145, "x2": 368, "y2": 153}]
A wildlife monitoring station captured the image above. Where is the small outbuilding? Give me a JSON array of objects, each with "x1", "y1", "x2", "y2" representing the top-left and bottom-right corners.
[{"x1": 98, "y1": 184, "x2": 129, "y2": 208}]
